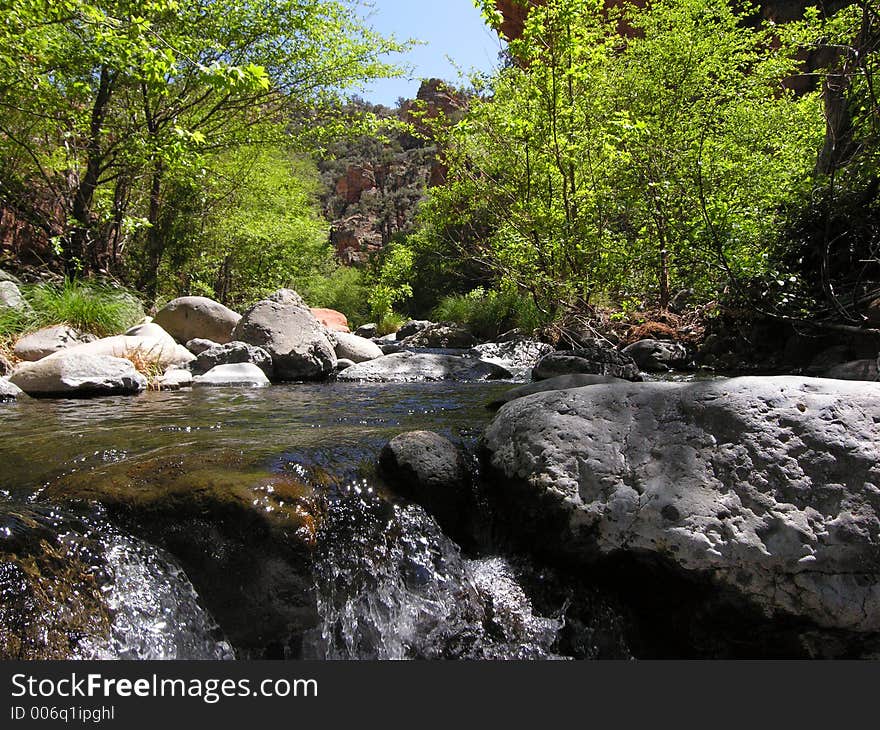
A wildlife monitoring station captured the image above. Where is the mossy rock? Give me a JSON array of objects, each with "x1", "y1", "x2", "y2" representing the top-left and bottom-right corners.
[
  {"x1": 41, "y1": 452, "x2": 326, "y2": 658},
  {"x1": 0, "y1": 509, "x2": 112, "y2": 659}
]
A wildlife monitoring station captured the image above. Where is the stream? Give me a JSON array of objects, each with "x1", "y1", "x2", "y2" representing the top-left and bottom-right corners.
[{"x1": 0, "y1": 382, "x2": 633, "y2": 660}]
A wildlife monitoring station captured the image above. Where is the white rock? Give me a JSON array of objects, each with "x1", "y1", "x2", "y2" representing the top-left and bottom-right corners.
[
  {"x1": 192, "y1": 363, "x2": 270, "y2": 388},
  {"x1": 9, "y1": 353, "x2": 147, "y2": 396}
]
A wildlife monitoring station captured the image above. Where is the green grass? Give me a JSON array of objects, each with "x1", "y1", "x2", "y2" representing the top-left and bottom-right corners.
[
  {"x1": 432, "y1": 287, "x2": 547, "y2": 340},
  {"x1": 0, "y1": 278, "x2": 145, "y2": 341}
]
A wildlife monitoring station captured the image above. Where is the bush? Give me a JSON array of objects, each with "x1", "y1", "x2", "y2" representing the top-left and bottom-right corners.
[
  {"x1": 296, "y1": 266, "x2": 372, "y2": 327},
  {"x1": 432, "y1": 287, "x2": 546, "y2": 340}
]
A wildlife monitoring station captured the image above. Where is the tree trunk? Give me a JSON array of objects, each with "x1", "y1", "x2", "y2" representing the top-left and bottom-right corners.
[{"x1": 66, "y1": 65, "x2": 114, "y2": 277}]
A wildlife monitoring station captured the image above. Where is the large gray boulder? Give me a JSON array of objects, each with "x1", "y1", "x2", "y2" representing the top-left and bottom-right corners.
[
  {"x1": 336, "y1": 351, "x2": 511, "y2": 383},
  {"x1": 9, "y1": 353, "x2": 147, "y2": 396},
  {"x1": 14, "y1": 326, "x2": 93, "y2": 362},
  {"x1": 487, "y1": 373, "x2": 624, "y2": 410},
  {"x1": 0, "y1": 377, "x2": 25, "y2": 401},
  {"x1": 185, "y1": 338, "x2": 219, "y2": 356},
  {"x1": 482, "y1": 376, "x2": 880, "y2": 633},
  {"x1": 191, "y1": 341, "x2": 273, "y2": 378},
  {"x1": 622, "y1": 339, "x2": 691, "y2": 372},
  {"x1": 193, "y1": 363, "x2": 270, "y2": 388},
  {"x1": 232, "y1": 293, "x2": 336, "y2": 381},
  {"x1": 379, "y1": 431, "x2": 470, "y2": 535},
  {"x1": 153, "y1": 296, "x2": 241, "y2": 344},
  {"x1": 533, "y1": 343, "x2": 640, "y2": 381},
  {"x1": 333, "y1": 332, "x2": 383, "y2": 364}
]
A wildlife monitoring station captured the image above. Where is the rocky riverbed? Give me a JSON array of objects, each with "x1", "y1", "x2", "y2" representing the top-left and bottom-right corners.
[{"x1": 3, "y1": 288, "x2": 880, "y2": 659}]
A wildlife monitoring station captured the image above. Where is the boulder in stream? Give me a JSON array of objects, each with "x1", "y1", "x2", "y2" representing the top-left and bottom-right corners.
[
  {"x1": 193, "y1": 363, "x2": 271, "y2": 388},
  {"x1": 154, "y1": 296, "x2": 241, "y2": 345},
  {"x1": 482, "y1": 376, "x2": 880, "y2": 636},
  {"x1": 10, "y1": 353, "x2": 147, "y2": 396},
  {"x1": 233, "y1": 291, "x2": 336, "y2": 381},
  {"x1": 379, "y1": 431, "x2": 471, "y2": 536},
  {"x1": 14, "y1": 325, "x2": 95, "y2": 362},
  {"x1": 333, "y1": 332, "x2": 383, "y2": 363},
  {"x1": 533, "y1": 342, "x2": 641, "y2": 381},
  {"x1": 404, "y1": 323, "x2": 476, "y2": 349},
  {"x1": 336, "y1": 351, "x2": 511, "y2": 382},
  {"x1": 622, "y1": 338, "x2": 691, "y2": 372},
  {"x1": 0, "y1": 376, "x2": 25, "y2": 401},
  {"x1": 191, "y1": 341, "x2": 274, "y2": 378}
]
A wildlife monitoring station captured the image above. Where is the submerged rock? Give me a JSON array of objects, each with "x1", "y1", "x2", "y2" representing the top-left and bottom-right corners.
[
  {"x1": 10, "y1": 353, "x2": 147, "y2": 396},
  {"x1": 193, "y1": 363, "x2": 270, "y2": 388},
  {"x1": 379, "y1": 431, "x2": 470, "y2": 536},
  {"x1": 482, "y1": 376, "x2": 880, "y2": 635},
  {"x1": 336, "y1": 351, "x2": 511, "y2": 383},
  {"x1": 41, "y1": 452, "x2": 323, "y2": 656},
  {"x1": 622, "y1": 339, "x2": 691, "y2": 372},
  {"x1": 154, "y1": 296, "x2": 241, "y2": 345},
  {"x1": 533, "y1": 343, "x2": 641, "y2": 381},
  {"x1": 233, "y1": 292, "x2": 336, "y2": 381},
  {"x1": 487, "y1": 373, "x2": 624, "y2": 409},
  {"x1": 14, "y1": 325, "x2": 94, "y2": 362}
]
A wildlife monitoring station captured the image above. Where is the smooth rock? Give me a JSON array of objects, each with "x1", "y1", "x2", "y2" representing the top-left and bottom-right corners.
[
  {"x1": 335, "y1": 358, "x2": 356, "y2": 371},
  {"x1": 155, "y1": 368, "x2": 194, "y2": 390},
  {"x1": 192, "y1": 341, "x2": 273, "y2": 378},
  {"x1": 185, "y1": 338, "x2": 219, "y2": 356},
  {"x1": 622, "y1": 339, "x2": 691, "y2": 372},
  {"x1": 0, "y1": 281, "x2": 29, "y2": 312},
  {"x1": 533, "y1": 343, "x2": 640, "y2": 381},
  {"x1": 487, "y1": 373, "x2": 625, "y2": 409},
  {"x1": 482, "y1": 376, "x2": 880, "y2": 633},
  {"x1": 10, "y1": 354, "x2": 147, "y2": 396},
  {"x1": 33, "y1": 335, "x2": 194, "y2": 371},
  {"x1": 379, "y1": 431, "x2": 470, "y2": 535},
  {"x1": 13, "y1": 326, "x2": 93, "y2": 362},
  {"x1": 233, "y1": 293, "x2": 336, "y2": 381},
  {"x1": 0, "y1": 377, "x2": 25, "y2": 400},
  {"x1": 124, "y1": 322, "x2": 176, "y2": 344},
  {"x1": 333, "y1": 332, "x2": 383, "y2": 363},
  {"x1": 337, "y1": 351, "x2": 511, "y2": 382},
  {"x1": 193, "y1": 363, "x2": 270, "y2": 388},
  {"x1": 153, "y1": 296, "x2": 241, "y2": 344},
  {"x1": 405, "y1": 323, "x2": 476, "y2": 349},
  {"x1": 310, "y1": 307, "x2": 350, "y2": 333}
]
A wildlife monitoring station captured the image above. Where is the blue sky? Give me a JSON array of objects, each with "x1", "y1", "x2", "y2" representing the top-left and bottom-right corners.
[{"x1": 355, "y1": 0, "x2": 504, "y2": 106}]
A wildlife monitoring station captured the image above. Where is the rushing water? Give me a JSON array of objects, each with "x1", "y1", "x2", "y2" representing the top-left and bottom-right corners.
[{"x1": 2, "y1": 381, "x2": 631, "y2": 660}]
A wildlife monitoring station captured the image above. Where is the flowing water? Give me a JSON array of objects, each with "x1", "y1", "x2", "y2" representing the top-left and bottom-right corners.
[{"x1": 0, "y1": 382, "x2": 631, "y2": 660}]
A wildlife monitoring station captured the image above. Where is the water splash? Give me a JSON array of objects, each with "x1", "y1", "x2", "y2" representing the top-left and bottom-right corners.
[{"x1": 305, "y1": 483, "x2": 564, "y2": 660}]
